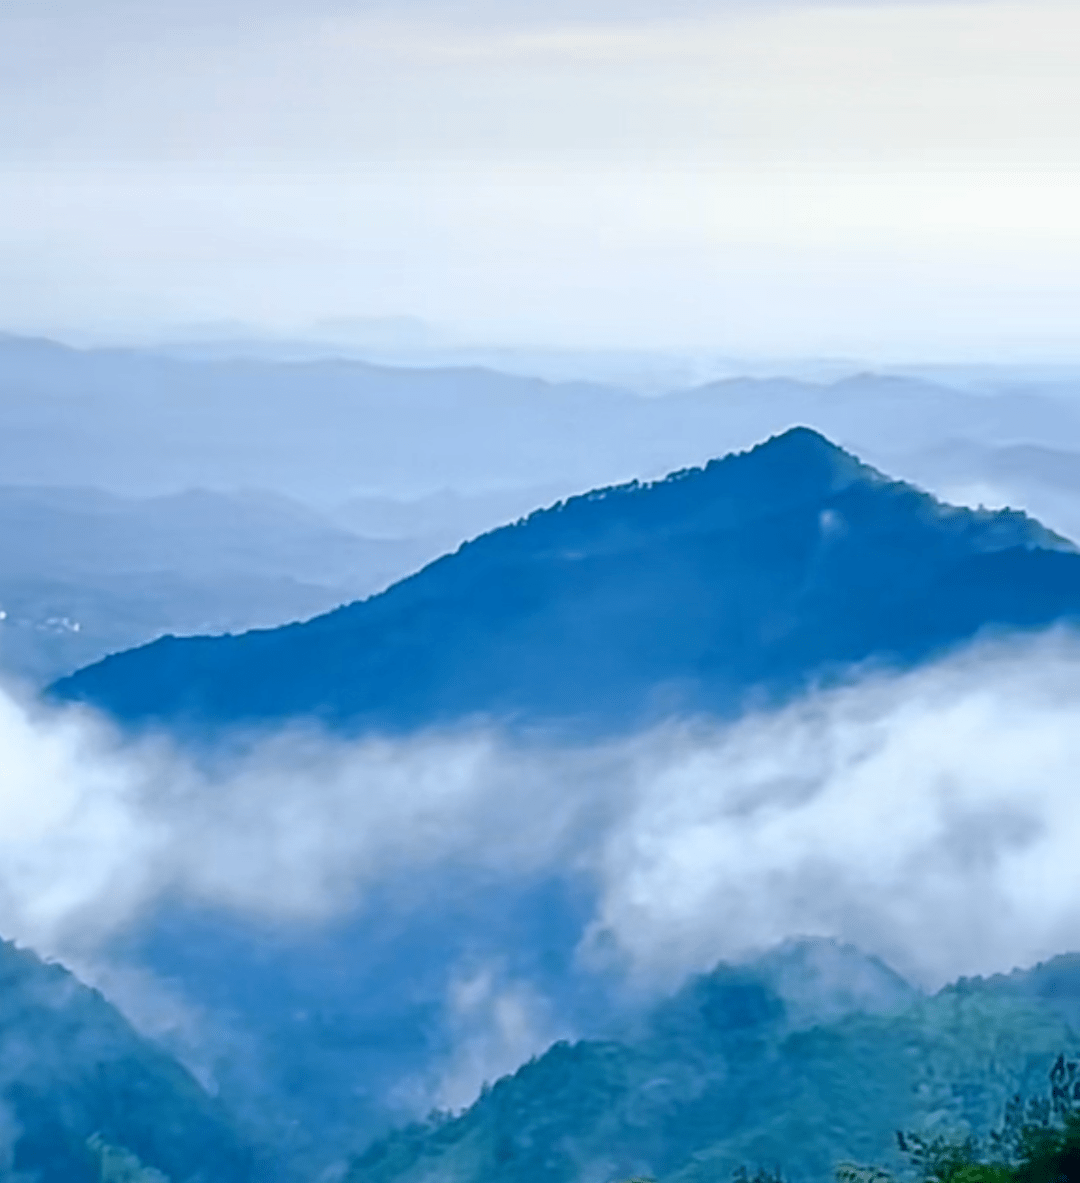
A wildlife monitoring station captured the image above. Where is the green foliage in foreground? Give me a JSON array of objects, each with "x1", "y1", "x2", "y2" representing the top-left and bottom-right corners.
[
  {"x1": 836, "y1": 1054, "x2": 1080, "y2": 1183},
  {"x1": 620, "y1": 1055, "x2": 1080, "y2": 1183}
]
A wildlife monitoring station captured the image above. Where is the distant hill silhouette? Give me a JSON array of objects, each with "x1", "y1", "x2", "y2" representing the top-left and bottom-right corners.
[
  {"x1": 0, "y1": 939, "x2": 252, "y2": 1182},
  {"x1": 0, "y1": 484, "x2": 427, "y2": 686},
  {"x1": 52, "y1": 428, "x2": 1080, "y2": 734}
]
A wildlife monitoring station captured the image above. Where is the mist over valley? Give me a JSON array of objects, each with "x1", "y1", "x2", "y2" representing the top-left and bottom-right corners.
[
  {"x1": 3, "y1": 330, "x2": 1080, "y2": 1179},
  {"x1": 4, "y1": 0, "x2": 1080, "y2": 1174}
]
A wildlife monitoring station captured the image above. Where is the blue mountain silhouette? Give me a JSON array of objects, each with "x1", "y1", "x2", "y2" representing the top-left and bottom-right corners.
[{"x1": 52, "y1": 427, "x2": 1080, "y2": 733}]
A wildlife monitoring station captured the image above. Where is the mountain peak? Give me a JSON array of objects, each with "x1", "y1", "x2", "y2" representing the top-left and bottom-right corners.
[
  {"x1": 447, "y1": 426, "x2": 877, "y2": 572},
  {"x1": 750, "y1": 936, "x2": 917, "y2": 1025},
  {"x1": 684, "y1": 425, "x2": 868, "y2": 489},
  {"x1": 53, "y1": 431, "x2": 1080, "y2": 735},
  {"x1": 751, "y1": 423, "x2": 847, "y2": 455}
]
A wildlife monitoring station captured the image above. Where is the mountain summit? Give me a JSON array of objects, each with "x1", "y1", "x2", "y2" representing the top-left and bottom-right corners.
[{"x1": 52, "y1": 428, "x2": 1080, "y2": 733}]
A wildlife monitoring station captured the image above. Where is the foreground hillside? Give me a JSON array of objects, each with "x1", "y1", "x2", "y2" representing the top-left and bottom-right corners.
[
  {"x1": 54, "y1": 427, "x2": 1080, "y2": 734},
  {"x1": 5, "y1": 931, "x2": 1080, "y2": 1183},
  {"x1": 346, "y1": 947, "x2": 1080, "y2": 1183},
  {"x1": 0, "y1": 939, "x2": 253, "y2": 1182}
]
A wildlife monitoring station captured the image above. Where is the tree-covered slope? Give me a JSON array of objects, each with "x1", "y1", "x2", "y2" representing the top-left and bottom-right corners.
[
  {"x1": 52, "y1": 428, "x2": 1080, "y2": 734},
  {"x1": 346, "y1": 956, "x2": 1079, "y2": 1183},
  {"x1": 0, "y1": 939, "x2": 253, "y2": 1182}
]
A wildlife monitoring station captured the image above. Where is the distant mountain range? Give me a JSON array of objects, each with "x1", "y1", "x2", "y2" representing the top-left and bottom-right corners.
[
  {"x1": 0, "y1": 484, "x2": 429, "y2": 685},
  {"x1": 6, "y1": 332, "x2": 1080, "y2": 508},
  {"x1": 0, "y1": 333, "x2": 633, "y2": 500},
  {"x1": 52, "y1": 428, "x2": 1080, "y2": 735}
]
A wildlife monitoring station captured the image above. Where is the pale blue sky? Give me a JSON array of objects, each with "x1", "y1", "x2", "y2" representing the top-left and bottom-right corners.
[{"x1": 1, "y1": 0, "x2": 1078, "y2": 356}]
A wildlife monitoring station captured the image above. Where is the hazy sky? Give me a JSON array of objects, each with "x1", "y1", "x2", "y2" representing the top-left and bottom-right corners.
[{"x1": 2, "y1": 0, "x2": 1079, "y2": 355}]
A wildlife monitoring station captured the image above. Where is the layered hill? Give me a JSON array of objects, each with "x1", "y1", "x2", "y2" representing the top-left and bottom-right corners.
[
  {"x1": 53, "y1": 428, "x2": 1080, "y2": 734},
  {"x1": 0, "y1": 484, "x2": 427, "y2": 686},
  {"x1": 7, "y1": 333, "x2": 1080, "y2": 506},
  {"x1": 345, "y1": 944, "x2": 1080, "y2": 1183},
  {"x1": 0, "y1": 938, "x2": 253, "y2": 1182}
]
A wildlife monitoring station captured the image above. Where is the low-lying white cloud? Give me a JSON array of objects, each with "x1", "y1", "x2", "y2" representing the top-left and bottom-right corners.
[
  {"x1": 586, "y1": 637, "x2": 1080, "y2": 989},
  {"x1": 4, "y1": 630, "x2": 1080, "y2": 1005},
  {"x1": 0, "y1": 703, "x2": 588, "y2": 959}
]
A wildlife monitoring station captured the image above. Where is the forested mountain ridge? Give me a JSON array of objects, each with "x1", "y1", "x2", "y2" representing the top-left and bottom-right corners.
[
  {"x1": 53, "y1": 427, "x2": 1080, "y2": 735},
  {"x1": 6, "y1": 927, "x2": 1080, "y2": 1183},
  {"x1": 0, "y1": 939, "x2": 253, "y2": 1182},
  {"x1": 345, "y1": 947, "x2": 1080, "y2": 1183}
]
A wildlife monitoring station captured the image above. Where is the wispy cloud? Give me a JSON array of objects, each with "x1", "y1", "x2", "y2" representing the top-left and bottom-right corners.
[
  {"x1": 585, "y1": 632, "x2": 1080, "y2": 990},
  {"x1": 8, "y1": 628, "x2": 1080, "y2": 1115},
  {"x1": 4, "y1": 628, "x2": 1080, "y2": 998}
]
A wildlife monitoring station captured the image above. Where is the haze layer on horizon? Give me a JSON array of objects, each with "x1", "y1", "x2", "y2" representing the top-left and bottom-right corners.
[{"x1": 2, "y1": 0, "x2": 1078, "y2": 359}]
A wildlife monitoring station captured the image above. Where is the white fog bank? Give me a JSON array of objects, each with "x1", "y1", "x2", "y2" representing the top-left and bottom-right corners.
[{"x1": 2, "y1": 630, "x2": 1080, "y2": 997}]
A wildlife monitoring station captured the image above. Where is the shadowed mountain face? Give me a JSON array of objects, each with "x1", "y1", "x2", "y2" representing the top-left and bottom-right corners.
[
  {"x1": 52, "y1": 428, "x2": 1080, "y2": 736},
  {"x1": 0, "y1": 940, "x2": 253, "y2": 1183}
]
